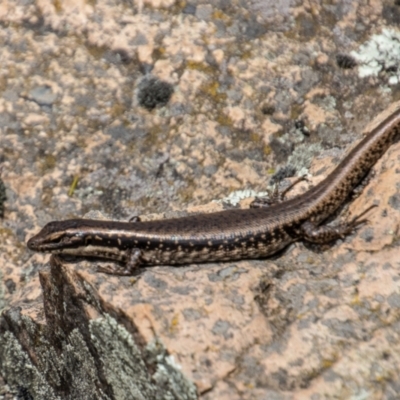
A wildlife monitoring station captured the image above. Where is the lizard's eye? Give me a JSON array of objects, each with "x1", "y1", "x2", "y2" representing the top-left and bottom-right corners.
[{"x1": 48, "y1": 234, "x2": 66, "y2": 244}]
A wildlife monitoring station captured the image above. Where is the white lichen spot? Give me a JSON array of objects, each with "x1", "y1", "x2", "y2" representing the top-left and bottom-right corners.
[
  {"x1": 215, "y1": 190, "x2": 269, "y2": 206},
  {"x1": 165, "y1": 355, "x2": 182, "y2": 370},
  {"x1": 351, "y1": 29, "x2": 400, "y2": 84}
]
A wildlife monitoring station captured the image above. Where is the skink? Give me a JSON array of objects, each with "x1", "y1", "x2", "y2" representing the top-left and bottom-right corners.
[{"x1": 27, "y1": 108, "x2": 400, "y2": 275}]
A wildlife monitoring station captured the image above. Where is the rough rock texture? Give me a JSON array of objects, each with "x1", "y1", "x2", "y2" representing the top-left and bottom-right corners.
[
  {"x1": 1, "y1": 0, "x2": 400, "y2": 399},
  {"x1": 1, "y1": 256, "x2": 197, "y2": 400}
]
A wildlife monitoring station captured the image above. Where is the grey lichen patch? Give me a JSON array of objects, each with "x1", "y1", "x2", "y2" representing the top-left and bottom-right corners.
[
  {"x1": 388, "y1": 192, "x2": 400, "y2": 210},
  {"x1": 90, "y1": 315, "x2": 154, "y2": 400},
  {"x1": 144, "y1": 274, "x2": 168, "y2": 290},
  {"x1": 0, "y1": 310, "x2": 197, "y2": 400},
  {"x1": 267, "y1": 122, "x2": 321, "y2": 168},
  {"x1": 0, "y1": 331, "x2": 60, "y2": 400},
  {"x1": 28, "y1": 85, "x2": 58, "y2": 107},
  {"x1": 211, "y1": 319, "x2": 233, "y2": 340},
  {"x1": 146, "y1": 339, "x2": 197, "y2": 400},
  {"x1": 90, "y1": 315, "x2": 197, "y2": 400},
  {"x1": 270, "y1": 165, "x2": 297, "y2": 185},
  {"x1": 351, "y1": 29, "x2": 400, "y2": 85},
  {"x1": 0, "y1": 311, "x2": 112, "y2": 400},
  {"x1": 61, "y1": 329, "x2": 111, "y2": 399},
  {"x1": 287, "y1": 143, "x2": 323, "y2": 177}
]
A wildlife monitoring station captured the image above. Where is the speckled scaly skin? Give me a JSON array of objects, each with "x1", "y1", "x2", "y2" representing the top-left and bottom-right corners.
[{"x1": 27, "y1": 108, "x2": 400, "y2": 275}]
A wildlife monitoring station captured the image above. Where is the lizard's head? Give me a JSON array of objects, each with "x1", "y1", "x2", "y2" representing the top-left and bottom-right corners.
[{"x1": 27, "y1": 220, "x2": 85, "y2": 252}]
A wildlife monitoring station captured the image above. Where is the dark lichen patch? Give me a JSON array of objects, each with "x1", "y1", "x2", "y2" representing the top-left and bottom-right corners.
[
  {"x1": 94, "y1": 186, "x2": 129, "y2": 218},
  {"x1": 270, "y1": 165, "x2": 297, "y2": 185},
  {"x1": 106, "y1": 124, "x2": 135, "y2": 144},
  {"x1": 336, "y1": 53, "x2": 357, "y2": 69},
  {"x1": 294, "y1": 119, "x2": 310, "y2": 136},
  {"x1": 253, "y1": 276, "x2": 273, "y2": 315},
  {"x1": 269, "y1": 136, "x2": 294, "y2": 164},
  {"x1": 382, "y1": 5, "x2": 400, "y2": 25},
  {"x1": 243, "y1": 18, "x2": 267, "y2": 39},
  {"x1": 182, "y1": 3, "x2": 196, "y2": 15},
  {"x1": 388, "y1": 193, "x2": 400, "y2": 210},
  {"x1": 137, "y1": 77, "x2": 174, "y2": 110},
  {"x1": 16, "y1": 386, "x2": 33, "y2": 400},
  {"x1": 103, "y1": 48, "x2": 133, "y2": 65},
  {"x1": 5, "y1": 278, "x2": 16, "y2": 294},
  {"x1": 152, "y1": 46, "x2": 167, "y2": 61},
  {"x1": 295, "y1": 13, "x2": 317, "y2": 40},
  {"x1": 260, "y1": 103, "x2": 275, "y2": 115}
]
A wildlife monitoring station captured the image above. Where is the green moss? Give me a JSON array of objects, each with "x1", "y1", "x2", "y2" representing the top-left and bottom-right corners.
[
  {"x1": 0, "y1": 227, "x2": 13, "y2": 241},
  {"x1": 41, "y1": 186, "x2": 54, "y2": 208},
  {"x1": 392, "y1": 89, "x2": 400, "y2": 102},
  {"x1": 109, "y1": 102, "x2": 126, "y2": 118},
  {"x1": 39, "y1": 154, "x2": 56, "y2": 174},
  {"x1": 177, "y1": 178, "x2": 197, "y2": 203},
  {"x1": 290, "y1": 103, "x2": 303, "y2": 121},
  {"x1": 74, "y1": 105, "x2": 88, "y2": 117},
  {"x1": 212, "y1": 10, "x2": 227, "y2": 20},
  {"x1": 186, "y1": 60, "x2": 214, "y2": 75},
  {"x1": 199, "y1": 80, "x2": 227, "y2": 104},
  {"x1": 240, "y1": 49, "x2": 253, "y2": 60},
  {"x1": 86, "y1": 44, "x2": 108, "y2": 61},
  {"x1": 216, "y1": 113, "x2": 233, "y2": 127},
  {"x1": 0, "y1": 76, "x2": 7, "y2": 92},
  {"x1": 263, "y1": 145, "x2": 272, "y2": 156},
  {"x1": 52, "y1": 0, "x2": 63, "y2": 13},
  {"x1": 250, "y1": 132, "x2": 262, "y2": 143},
  {"x1": 151, "y1": 46, "x2": 164, "y2": 59}
]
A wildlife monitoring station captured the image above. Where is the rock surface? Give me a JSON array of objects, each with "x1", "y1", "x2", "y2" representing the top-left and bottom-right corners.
[{"x1": 1, "y1": 1, "x2": 400, "y2": 399}]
